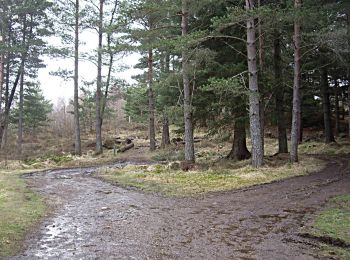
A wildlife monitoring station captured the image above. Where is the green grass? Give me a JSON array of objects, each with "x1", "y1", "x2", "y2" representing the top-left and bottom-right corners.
[
  {"x1": 98, "y1": 155, "x2": 325, "y2": 196},
  {"x1": 311, "y1": 194, "x2": 350, "y2": 243},
  {"x1": 0, "y1": 171, "x2": 47, "y2": 257},
  {"x1": 308, "y1": 194, "x2": 350, "y2": 259},
  {"x1": 299, "y1": 139, "x2": 350, "y2": 155},
  {"x1": 151, "y1": 149, "x2": 185, "y2": 162}
]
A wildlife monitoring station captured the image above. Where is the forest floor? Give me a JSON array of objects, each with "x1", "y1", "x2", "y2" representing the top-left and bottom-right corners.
[{"x1": 5, "y1": 154, "x2": 350, "y2": 259}]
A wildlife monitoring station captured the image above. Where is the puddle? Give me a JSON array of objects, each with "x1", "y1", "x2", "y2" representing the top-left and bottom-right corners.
[{"x1": 11, "y1": 157, "x2": 350, "y2": 259}]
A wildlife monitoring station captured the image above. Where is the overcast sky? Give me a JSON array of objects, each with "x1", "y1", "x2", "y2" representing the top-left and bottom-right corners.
[{"x1": 38, "y1": 31, "x2": 142, "y2": 104}]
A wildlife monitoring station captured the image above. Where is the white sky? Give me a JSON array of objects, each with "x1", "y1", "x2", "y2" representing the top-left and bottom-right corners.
[{"x1": 38, "y1": 31, "x2": 142, "y2": 104}]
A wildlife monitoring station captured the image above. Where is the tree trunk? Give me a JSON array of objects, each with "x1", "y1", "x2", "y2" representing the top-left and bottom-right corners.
[
  {"x1": 227, "y1": 119, "x2": 251, "y2": 161},
  {"x1": 257, "y1": 0, "x2": 265, "y2": 157},
  {"x1": 274, "y1": 29, "x2": 288, "y2": 153},
  {"x1": 299, "y1": 116, "x2": 303, "y2": 143},
  {"x1": 0, "y1": 17, "x2": 12, "y2": 149},
  {"x1": 148, "y1": 48, "x2": 156, "y2": 151},
  {"x1": 182, "y1": 0, "x2": 195, "y2": 162},
  {"x1": 0, "y1": 36, "x2": 3, "y2": 116},
  {"x1": 118, "y1": 143, "x2": 134, "y2": 153},
  {"x1": 95, "y1": 0, "x2": 104, "y2": 155},
  {"x1": 342, "y1": 92, "x2": 345, "y2": 120},
  {"x1": 1, "y1": 15, "x2": 30, "y2": 149},
  {"x1": 101, "y1": 1, "x2": 117, "y2": 123},
  {"x1": 335, "y1": 80, "x2": 340, "y2": 137},
  {"x1": 347, "y1": 11, "x2": 350, "y2": 140},
  {"x1": 17, "y1": 71, "x2": 24, "y2": 158},
  {"x1": 246, "y1": 0, "x2": 263, "y2": 168},
  {"x1": 74, "y1": 0, "x2": 82, "y2": 156},
  {"x1": 161, "y1": 113, "x2": 170, "y2": 148},
  {"x1": 257, "y1": 0, "x2": 263, "y2": 68},
  {"x1": 290, "y1": 0, "x2": 302, "y2": 163},
  {"x1": 321, "y1": 69, "x2": 335, "y2": 143}
]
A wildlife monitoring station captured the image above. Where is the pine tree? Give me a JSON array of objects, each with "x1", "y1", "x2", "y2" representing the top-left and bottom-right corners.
[
  {"x1": 246, "y1": 0, "x2": 263, "y2": 167},
  {"x1": 290, "y1": 0, "x2": 302, "y2": 163},
  {"x1": 12, "y1": 83, "x2": 53, "y2": 132}
]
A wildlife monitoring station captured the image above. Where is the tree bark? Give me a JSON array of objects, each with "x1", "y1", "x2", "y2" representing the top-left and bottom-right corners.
[
  {"x1": 227, "y1": 119, "x2": 251, "y2": 161},
  {"x1": 257, "y1": 0, "x2": 265, "y2": 156},
  {"x1": 101, "y1": 0, "x2": 118, "y2": 123},
  {"x1": 17, "y1": 71, "x2": 24, "y2": 158},
  {"x1": 334, "y1": 80, "x2": 340, "y2": 137},
  {"x1": 95, "y1": 0, "x2": 104, "y2": 155},
  {"x1": 161, "y1": 113, "x2": 170, "y2": 148},
  {"x1": 74, "y1": 0, "x2": 82, "y2": 156},
  {"x1": 346, "y1": 11, "x2": 350, "y2": 140},
  {"x1": 0, "y1": 35, "x2": 3, "y2": 116},
  {"x1": 321, "y1": 69, "x2": 335, "y2": 143},
  {"x1": 290, "y1": 0, "x2": 302, "y2": 163},
  {"x1": 274, "y1": 29, "x2": 288, "y2": 153},
  {"x1": 246, "y1": 0, "x2": 263, "y2": 168},
  {"x1": 148, "y1": 47, "x2": 156, "y2": 151},
  {"x1": 0, "y1": 16, "x2": 12, "y2": 149},
  {"x1": 1, "y1": 14, "x2": 31, "y2": 149},
  {"x1": 182, "y1": 0, "x2": 195, "y2": 162},
  {"x1": 257, "y1": 0, "x2": 263, "y2": 68},
  {"x1": 118, "y1": 143, "x2": 134, "y2": 153}
]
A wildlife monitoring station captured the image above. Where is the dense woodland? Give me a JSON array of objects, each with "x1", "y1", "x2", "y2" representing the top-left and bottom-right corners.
[{"x1": 0, "y1": 0, "x2": 350, "y2": 168}]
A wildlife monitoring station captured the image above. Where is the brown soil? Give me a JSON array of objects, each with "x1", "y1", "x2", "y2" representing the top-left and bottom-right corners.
[{"x1": 8, "y1": 156, "x2": 350, "y2": 260}]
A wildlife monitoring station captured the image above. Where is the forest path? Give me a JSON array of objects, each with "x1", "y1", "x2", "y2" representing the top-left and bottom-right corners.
[{"x1": 10, "y1": 156, "x2": 350, "y2": 260}]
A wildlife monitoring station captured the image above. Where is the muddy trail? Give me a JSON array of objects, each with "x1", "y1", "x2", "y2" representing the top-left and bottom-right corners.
[{"x1": 9, "y1": 157, "x2": 350, "y2": 260}]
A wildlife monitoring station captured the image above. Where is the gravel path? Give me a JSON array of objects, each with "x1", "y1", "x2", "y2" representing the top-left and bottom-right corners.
[{"x1": 9, "y1": 157, "x2": 350, "y2": 260}]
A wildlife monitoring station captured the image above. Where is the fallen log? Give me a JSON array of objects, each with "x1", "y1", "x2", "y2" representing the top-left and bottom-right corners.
[{"x1": 117, "y1": 143, "x2": 135, "y2": 153}]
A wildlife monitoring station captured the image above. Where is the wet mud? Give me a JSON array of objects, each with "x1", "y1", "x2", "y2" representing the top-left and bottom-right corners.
[{"x1": 9, "y1": 157, "x2": 350, "y2": 260}]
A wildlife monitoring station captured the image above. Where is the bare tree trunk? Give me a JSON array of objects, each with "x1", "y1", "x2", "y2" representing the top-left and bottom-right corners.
[
  {"x1": 74, "y1": 0, "x2": 82, "y2": 155},
  {"x1": 17, "y1": 71, "x2": 24, "y2": 158},
  {"x1": 257, "y1": 0, "x2": 264, "y2": 156},
  {"x1": 161, "y1": 113, "x2": 170, "y2": 148},
  {"x1": 95, "y1": 0, "x2": 104, "y2": 155},
  {"x1": 148, "y1": 48, "x2": 156, "y2": 151},
  {"x1": 290, "y1": 0, "x2": 302, "y2": 163},
  {"x1": 246, "y1": 0, "x2": 263, "y2": 168},
  {"x1": 342, "y1": 92, "x2": 345, "y2": 120},
  {"x1": 182, "y1": 0, "x2": 195, "y2": 162},
  {"x1": 227, "y1": 119, "x2": 251, "y2": 161},
  {"x1": 321, "y1": 69, "x2": 335, "y2": 143},
  {"x1": 346, "y1": 11, "x2": 350, "y2": 140},
  {"x1": 334, "y1": 80, "x2": 340, "y2": 137},
  {"x1": 0, "y1": 17, "x2": 12, "y2": 149},
  {"x1": 274, "y1": 29, "x2": 288, "y2": 153},
  {"x1": 161, "y1": 52, "x2": 171, "y2": 149},
  {"x1": 257, "y1": 0, "x2": 263, "y2": 68},
  {"x1": 101, "y1": 0, "x2": 118, "y2": 123},
  {"x1": 0, "y1": 36, "x2": 3, "y2": 116}
]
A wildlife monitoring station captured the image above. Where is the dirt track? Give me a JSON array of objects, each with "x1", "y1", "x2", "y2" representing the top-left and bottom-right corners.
[{"x1": 9, "y1": 157, "x2": 350, "y2": 260}]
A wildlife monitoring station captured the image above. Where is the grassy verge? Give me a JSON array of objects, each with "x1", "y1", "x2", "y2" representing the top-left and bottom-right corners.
[
  {"x1": 98, "y1": 155, "x2": 325, "y2": 196},
  {"x1": 307, "y1": 194, "x2": 350, "y2": 259},
  {"x1": 0, "y1": 170, "x2": 47, "y2": 257}
]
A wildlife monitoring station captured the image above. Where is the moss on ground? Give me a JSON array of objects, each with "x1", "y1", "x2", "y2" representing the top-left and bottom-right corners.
[
  {"x1": 98, "y1": 155, "x2": 324, "y2": 197},
  {"x1": 0, "y1": 171, "x2": 47, "y2": 257}
]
